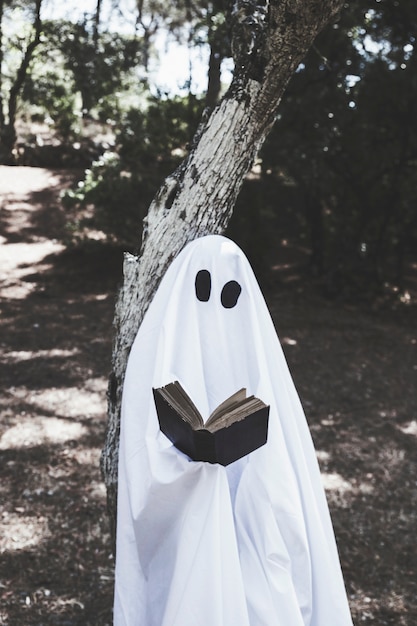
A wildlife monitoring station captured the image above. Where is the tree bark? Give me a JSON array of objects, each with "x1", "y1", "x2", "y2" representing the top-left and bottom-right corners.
[
  {"x1": 101, "y1": 0, "x2": 345, "y2": 548},
  {"x1": 0, "y1": 0, "x2": 4, "y2": 129}
]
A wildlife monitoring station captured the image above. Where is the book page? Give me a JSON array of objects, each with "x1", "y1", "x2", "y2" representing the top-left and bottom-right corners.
[
  {"x1": 205, "y1": 388, "x2": 247, "y2": 428},
  {"x1": 206, "y1": 397, "x2": 267, "y2": 433},
  {"x1": 159, "y1": 382, "x2": 204, "y2": 429}
]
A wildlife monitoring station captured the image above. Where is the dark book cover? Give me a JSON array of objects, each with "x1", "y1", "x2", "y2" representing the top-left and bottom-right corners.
[{"x1": 153, "y1": 387, "x2": 270, "y2": 466}]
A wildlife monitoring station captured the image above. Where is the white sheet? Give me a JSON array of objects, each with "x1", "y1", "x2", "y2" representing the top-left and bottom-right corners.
[{"x1": 114, "y1": 235, "x2": 353, "y2": 626}]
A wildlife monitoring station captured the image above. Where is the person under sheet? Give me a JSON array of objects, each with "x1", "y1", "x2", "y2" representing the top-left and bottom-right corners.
[{"x1": 114, "y1": 235, "x2": 353, "y2": 626}]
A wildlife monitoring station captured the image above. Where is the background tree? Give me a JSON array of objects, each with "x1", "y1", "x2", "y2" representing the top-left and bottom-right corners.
[
  {"x1": 0, "y1": 0, "x2": 43, "y2": 163},
  {"x1": 101, "y1": 0, "x2": 346, "y2": 545}
]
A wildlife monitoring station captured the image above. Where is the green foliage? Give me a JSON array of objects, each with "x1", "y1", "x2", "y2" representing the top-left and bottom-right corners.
[
  {"x1": 62, "y1": 94, "x2": 205, "y2": 248},
  {"x1": 63, "y1": 152, "x2": 145, "y2": 245},
  {"x1": 16, "y1": 16, "x2": 147, "y2": 141},
  {"x1": 56, "y1": 23, "x2": 142, "y2": 118},
  {"x1": 22, "y1": 59, "x2": 79, "y2": 140},
  {"x1": 39, "y1": 18, "x2": 144, "y2": 122}
]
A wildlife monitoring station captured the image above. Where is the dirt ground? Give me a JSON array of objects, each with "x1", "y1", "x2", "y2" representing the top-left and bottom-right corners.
[{"x1": 0, "y1": 165, "x2": 416, "y2": 625}]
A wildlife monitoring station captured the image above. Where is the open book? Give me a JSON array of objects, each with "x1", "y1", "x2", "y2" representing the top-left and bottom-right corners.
[{"x1": 153, "y1": 381, "x2": 269, "y2": 466}]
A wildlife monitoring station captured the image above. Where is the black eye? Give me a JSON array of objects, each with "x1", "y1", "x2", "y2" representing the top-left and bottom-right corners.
[
  {"x1": 221, "y1": 281, "x2": 242, "y2": 308},
  {"x1": 195, "y1": 270, "x2": 211, "y2": 302}
]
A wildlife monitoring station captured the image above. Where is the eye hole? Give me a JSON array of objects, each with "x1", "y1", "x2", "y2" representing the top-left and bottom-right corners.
[
  {"x1": 195, "y1": 270, "x2": 211, "y2": 302},
  {"x1": 221, "y1": 281, "x2": 242, "y2": 309}
]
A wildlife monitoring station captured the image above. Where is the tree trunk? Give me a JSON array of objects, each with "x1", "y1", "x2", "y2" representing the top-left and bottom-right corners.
[
  {"x1": 93, "y1": 0, "x2": 103, "y2": 52},
  {"x1": 0, "y1": 0, "x2": 4, "y2": 129},
  {"x1": 101, "y1": 0, "x2": 345, "y2": 548},
  {"x1": 205, "y1": 45, "x2": 222, "y2": 109},
  {"x1": 0, "y1": 0, "x2": 43, "y2": 164}
]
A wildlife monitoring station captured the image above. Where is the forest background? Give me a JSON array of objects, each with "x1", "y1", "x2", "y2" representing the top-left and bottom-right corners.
[
  {"x1": 0, "y1": 0, "x2": 416, "y2": 624},
  {"x1": 1, "y1": 0, "x2": 416, "y2": 293}
]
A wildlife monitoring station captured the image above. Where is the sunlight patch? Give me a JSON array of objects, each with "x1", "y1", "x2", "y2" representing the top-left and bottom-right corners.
[
  {"x1": 0, "y1": 416, "x2": 87, "y2": 449},
  {"x1": 316, "y1": 450, "x2": 331, "y2": 463},
  {"x1": 24, "y1": 378, "x2": 107, "y2": 419},
  {"x1": 0, "y1": 241, "x2": 64, "y2": 275},
  {"x1": 5, "y1": 348, "x2": 79, "y2": 362},
  {"x1": 0, "y1": 513, "x2": 50, "y2": 552},
  {"x1": 0, "y1": 240, "x2": 64, "y2": 299},
  {"x1": 321, "y1": 472, "x2": 353, "y2": 494},
  {"x1": 0, "y1": 283, "x2": 36, "y2": 299},
  {"x1": 398, "y1": 420, "x2": 417, "y2": 437},
  {"x1": 89, "y1": 480, "x2": 107, "y2": 499},
  {"x1": 63, "y1": 446, "x2": 101, "y2": 466}
]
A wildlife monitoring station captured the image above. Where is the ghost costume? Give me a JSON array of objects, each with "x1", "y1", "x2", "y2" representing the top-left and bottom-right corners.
[{"x1": 114, "y1": 235, "x2": 353, "y2": 626}]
